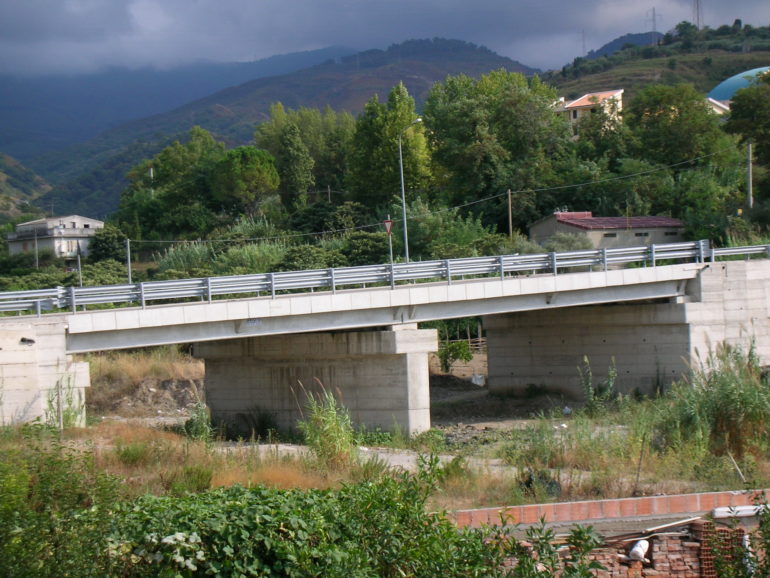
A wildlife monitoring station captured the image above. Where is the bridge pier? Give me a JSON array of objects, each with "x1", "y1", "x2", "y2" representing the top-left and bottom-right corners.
[
  {"x1": 194, "y1": 325, "x2": 437, "y2": 436},
  {"x1": 0, "y1": 316, "x2": 89, "y2": 426},
  {"x1": 485, "y1": 261, "x2": 770, "y2": 398}
]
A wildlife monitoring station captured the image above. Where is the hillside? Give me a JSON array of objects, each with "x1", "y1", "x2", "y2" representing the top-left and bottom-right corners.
[
  {"x1": 33, "y1": 39, "x2": 536, "y2": 218},
  {"x1": 549, "y1": 50, "x2": 770, "y2": 102},
  {"x1": 546, "y1": 23, "x2": 770, "y2": 100},
  {"x1": 0, "y1": 154, "x2": 48, "y2": 223},
  {"x1": 0, "y1": 46, "x2": 356, "y2": 163}
]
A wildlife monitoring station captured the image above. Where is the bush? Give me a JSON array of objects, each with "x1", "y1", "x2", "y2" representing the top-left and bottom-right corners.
[
  {"x1": 0, "y1": 427, "x2": 120, "y2": 577},
  {"x1": 297, "y1": 386, "x2": 356, "y2": 470},
  {"x1": 654, "y1": 344, "x2": 770, "y2": 459}
]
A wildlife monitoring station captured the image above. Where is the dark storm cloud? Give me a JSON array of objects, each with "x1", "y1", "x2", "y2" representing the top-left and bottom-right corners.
[{"x1": 0, "y1": 0, "x2": 767, "y2": 75}]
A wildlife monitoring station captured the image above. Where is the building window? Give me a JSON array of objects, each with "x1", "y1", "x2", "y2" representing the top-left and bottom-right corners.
[
  {"x1": 603, "y1": 233, "x2": 617, "y2": 238},
  {"x1": 664, "y1": 231, "x2": 678, "y2": 236},
  {"x1": 572, "y1": 110, "x2": 578, "y2": 119},
  {"x1": 84, "y1": 224, "x2": 90, "y2": 228},
  {"x1": 635, "y1": 232, "x2": 649, "y2": 237}
]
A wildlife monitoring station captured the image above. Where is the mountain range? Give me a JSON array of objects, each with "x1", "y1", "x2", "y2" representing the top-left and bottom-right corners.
[{"x1": 0, "y1": 30, "x2": 724, "y2": 220}]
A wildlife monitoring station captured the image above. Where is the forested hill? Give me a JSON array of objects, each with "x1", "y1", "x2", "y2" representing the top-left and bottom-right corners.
[
  {"x1": 0, "y1": 154, "x2": 48, "y2": 223},
  {"x1": 34, "y1": 39, "x2": 536, "y2": 218}
]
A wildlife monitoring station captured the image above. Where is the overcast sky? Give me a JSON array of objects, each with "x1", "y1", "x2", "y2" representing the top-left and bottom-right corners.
[{"x1": 0, "y1": 0, "x2": 766, "y2": 76}]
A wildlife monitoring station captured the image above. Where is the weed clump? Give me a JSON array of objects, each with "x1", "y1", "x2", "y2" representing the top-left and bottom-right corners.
[{"x1": 297, "y1": 384, "x2": 357, "y2": 470}]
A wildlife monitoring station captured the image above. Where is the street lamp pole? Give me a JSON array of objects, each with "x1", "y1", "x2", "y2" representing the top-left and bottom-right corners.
[{"x1": 398, "y1": 117, "x2": 421, "y2": 263}]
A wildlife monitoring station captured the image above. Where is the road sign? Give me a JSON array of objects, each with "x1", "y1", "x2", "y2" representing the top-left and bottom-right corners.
[{"x1": 383, "y1": 219, "x2": 393, "y2": 235}]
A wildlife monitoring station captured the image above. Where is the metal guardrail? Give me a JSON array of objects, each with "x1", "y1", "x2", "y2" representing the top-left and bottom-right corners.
[{"x1": 1, "y1": 240, "x2": 768, "y2": 317}]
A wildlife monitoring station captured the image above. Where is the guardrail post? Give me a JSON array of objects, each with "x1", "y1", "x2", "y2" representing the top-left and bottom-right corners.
[
  {"x1": 69, "y1": 286, "x2": 77, "y2": 313},
  {"x1": 390, "y1": 263, "x2": 395, "y2": 289},
  {"x1": 206, "y1": 277, "x2": 212, "y2": 303},
  {"x1": 650, "y1": 244, "x2": 657, "y2": 267},
  {"x1": 269, "y1": 273, "x2": 276, "y2": 299},
  {"x1": 499, "y1": 255, "x2": 505, "y2": 280},
  {"x1": 602, "y1": 248, "x2": 608, "y2": 272},
  {"x1": 329, "y1": 268, "x2": 336, "y2": 294},
  {"x1": 550, "y1": 252, "x2": 557, "y2": 275},
  {"x1": 139, "y1": 283, "x2": 146, "y2": 309},
  {"x1": 35, "y1": 300, "x2": 42, "y2": 317},
  {"x1": 445, "y1": 259, "x2": 452, "y2": 285}
]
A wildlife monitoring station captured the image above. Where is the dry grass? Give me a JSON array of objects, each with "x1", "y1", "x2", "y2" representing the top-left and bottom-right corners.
[
  {"x1": 86, "y1": 346, "x2": 204, "y2": 385},
  {"x1": 62, "y1": 420, "x2": 339, "y2": 499},
  {"x1": 84, "y1": 347, "x2": 204, "y2": 415}
]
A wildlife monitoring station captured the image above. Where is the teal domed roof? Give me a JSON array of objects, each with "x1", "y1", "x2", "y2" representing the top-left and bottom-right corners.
[{"x1": 708, "y1": 66, "x2": 770, "y2": 101}]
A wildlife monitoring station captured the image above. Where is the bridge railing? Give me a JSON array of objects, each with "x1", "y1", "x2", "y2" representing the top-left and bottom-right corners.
[{"x1": 2, "y1": 240, "x2": 769, "y2": 316}]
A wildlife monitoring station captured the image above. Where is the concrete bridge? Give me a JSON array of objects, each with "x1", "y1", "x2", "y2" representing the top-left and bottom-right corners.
[{"x1": 2, "y1": 243, "x2": 769, "y2": 434}]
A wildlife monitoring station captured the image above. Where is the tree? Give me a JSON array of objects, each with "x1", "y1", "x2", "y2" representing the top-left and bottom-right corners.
[
  {"x1": 274, "y1": 122, "x2": 315, "y2": 211},
  {"x1": 726, "y1": 72, "x2": 770, "y2": 166},
  {"x1": 255, "y1": 103, "x2": 355, "y2": 194},
  {"x1": 625, "y1": 84, "x2": 733, "y2": 168},
  {"x1": 88, "y1": 224, "x2": 127, "y2": 263},
  {"x1": 208, "y1": 147, "x2": 280, "y2": 217},
  {"x1": 347, "y1": 83, "x2": 430, "y2": 212},
  {"x1": 115, "y1": 127, "x2": 226, "y2": 238},
  {"x1": 424, "y1": 70, "x2": 573, "y2": 228}
]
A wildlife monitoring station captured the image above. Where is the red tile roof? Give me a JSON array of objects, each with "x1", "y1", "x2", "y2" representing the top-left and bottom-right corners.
[
  {"x1": 564, "y1": 90, "x2": 623, "y2": 109},
  {"x1": 555, "y1": 212, "x2": 683, "y2": 230}
]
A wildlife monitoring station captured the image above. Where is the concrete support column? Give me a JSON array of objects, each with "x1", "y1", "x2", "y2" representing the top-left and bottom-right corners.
[
  {"x1": 194, "y1": 326, "x2": 437, "y2": 436},
  {"x1": 0, "y1": 316, "x2": 89, "y2": 426},
  {"x1": 485, "y1": 261, "x2": 770, "y2": 399},
  {"x1": 484, "y1": 302, "x2": 691, "y2": 398}
]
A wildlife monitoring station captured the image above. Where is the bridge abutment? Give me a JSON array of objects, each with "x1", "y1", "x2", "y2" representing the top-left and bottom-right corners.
[
  {"x1": 194, "y1": 326, "x2": 437, "y2": 436},
  {"x1": 485, "y1": 261, "x2": 770, "y2": 398},
  {"x1": 0, "y1": 316, "x2": 89, "y2": 426}
]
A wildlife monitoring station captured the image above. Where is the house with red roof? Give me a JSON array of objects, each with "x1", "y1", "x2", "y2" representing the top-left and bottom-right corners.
[
  {"x1": 556, "y1": 89, "x2": 624, "y2": 135},
  {"x1": 529, "y1": 211, "x2": 685, "y2": 249}
]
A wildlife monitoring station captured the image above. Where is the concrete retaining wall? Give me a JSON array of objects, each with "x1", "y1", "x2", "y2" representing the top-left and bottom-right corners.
[{"x1": 0, "y1": 316, "x2": 89, "y2": 426}]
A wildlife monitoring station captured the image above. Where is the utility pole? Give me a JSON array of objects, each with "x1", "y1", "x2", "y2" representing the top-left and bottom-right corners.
[
  {"x1": 508, "y1": 189, "x2": 513, "y2": 239},
  {"x1": 692, "y1": 0, "x2": 702, "y2": 29},
  {"x1": 747, "y1": 141, "x2": 754, "y2": 210},
  {"x1": 646, "y1": 7, "x2": 662, "y2": 45}
]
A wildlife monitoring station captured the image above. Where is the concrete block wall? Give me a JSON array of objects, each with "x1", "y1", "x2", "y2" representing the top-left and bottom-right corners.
[
  {"x1": 0, "y1": 316, "x2": 89, "y2": 426},
  {"x1": 194, "y1": 327, "x2": 437, "y2": 435},
  {"x1": 485, "y1": 261, "x2": 770, "y2": 398}
]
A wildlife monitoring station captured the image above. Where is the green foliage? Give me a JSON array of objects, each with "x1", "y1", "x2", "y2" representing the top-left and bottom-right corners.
[
  {"x1": 0, "y1": 427, "x2": 120, "y2": 577},
  {"x1": 88, "y1": 224, "x2": 127, "y2": 263},
  {"x1": 541, "y1": 232, "x2": 594, "y2": 253},
  {"x1": 654, "y1": 343, "x2": 770, "y2": 460},
  {"x1": 276, "y1": 244, "x2": 347, "y2": 271},
  {"x1": 347, "y1": 82, "x2": 430, "y2": 211},
  {"x1": 438, "y1": 340, "x2": 474, "y2": 373},
  {"x1": 208, "y1": 146, "x2": 280, "y2": 217},
  {"x1": 184, "y1": 401, "x2": 214, "y2": 444},
  {"x1": 578, "y1": 356, "x2": 618, "y2": 417},
  {"x1": 106, "y1": 466, "x2": 507, "y2": 577},
  {"x1": 297, "y1": 386, "x2": 357, "y2": 470}
]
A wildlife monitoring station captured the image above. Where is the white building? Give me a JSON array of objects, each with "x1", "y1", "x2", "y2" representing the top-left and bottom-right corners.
[
  {"x1": 555, "y1": 89, "x2": 624, "y2": 134},
  {"x1": 7, "y1": 215, "x2": 104, "y2": 260},
  {"x1": 529, "y1": 211, "x2": 685, "y2": 250}
]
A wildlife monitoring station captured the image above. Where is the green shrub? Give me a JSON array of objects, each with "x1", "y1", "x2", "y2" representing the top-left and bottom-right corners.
[
  {"x1": 0, "y1": 427, "x2": 120, "y2": 577},
  {"x1": 297, "y1": 386, "x2": 356, "y2": 470},
  {"x1": 438, "y1": 340, "x2": 474, "y2": 373},
  {"x1": 654, "y1": 344, "x2": 770, "y2": 459}
]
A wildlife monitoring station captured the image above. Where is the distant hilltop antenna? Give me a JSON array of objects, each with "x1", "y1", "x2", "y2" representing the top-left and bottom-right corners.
[
  {"x1": 692, "y1": 0, "x2": 702, "y2": 29},
  {"x1": 646, "y1": 7, "x2": 663, "y2": 45}
]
